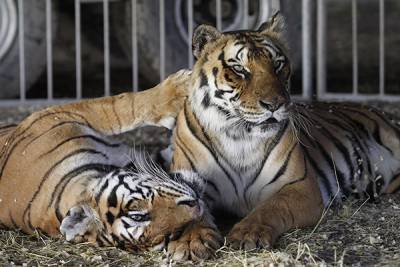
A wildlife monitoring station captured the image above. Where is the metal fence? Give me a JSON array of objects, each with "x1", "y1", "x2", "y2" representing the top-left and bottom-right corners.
[
  {"x1": 316, "y1": 0, "x2": 400, "y2": 101},
  {"x1": 0, "y1": 0, "x2": 398, "y2": 106}
]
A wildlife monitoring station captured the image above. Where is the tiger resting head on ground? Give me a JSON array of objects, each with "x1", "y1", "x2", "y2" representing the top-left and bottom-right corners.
[
  {"x1": 0, "y1": 69, "x2": 211, "y2": 253},
  {"x1": 60, "y1": 154, "x2": 205, "y2": 252}
]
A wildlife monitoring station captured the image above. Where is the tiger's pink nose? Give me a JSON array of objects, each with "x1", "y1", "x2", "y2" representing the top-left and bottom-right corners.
[{"x1": 259, "y1": 100, "x2": 283, "y2": 112}]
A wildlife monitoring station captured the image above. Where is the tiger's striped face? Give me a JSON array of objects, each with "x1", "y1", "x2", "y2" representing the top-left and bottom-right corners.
[
  {"x1": 60, "y1": 158, "x2": 204, "y2": 252},
  {"x1": 92, "y1": 168, "x2": 204, "y2": 251},
  {"x1": 191, "y1": 15, "x2": 291, "y2": 137}
]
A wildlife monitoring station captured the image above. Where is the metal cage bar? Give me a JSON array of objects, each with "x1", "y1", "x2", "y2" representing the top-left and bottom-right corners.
[
  {"x1": 216, "y1": 0, "x2": 222, "y2": 31},
  {"x1": 103, "y1": 0, "x2": 110, "y2": 96},
  {"x1": 316, "y1": 0, "x2": 326, "y2": 100},
  {"x1": 159, "y1": 0, "x2": 165, "y2": 81},
  {"x1": 302, "y1": 0, "x2": 312, "y2": 99},
  {"x1": 379, "y1": 0, "x2": 385, "y2": 96},
  {"x1": 18, "y1": 0, "x2": 25, "y2": 101},
  {"x1": 75, "y1": 0, "x2": 82, "y2": 99},
  {"x1": 188, "y1": 0, "x2": 194, "y2": 68},
  {"x1": 265, "y1": 0, "x2": 272, "y2": 21},
  {"x1": 352, "y1": 0, "x2": 358, "y2": 95},
  {"x1": 271, "y1": 0, "x2": 280, "y2": 10},
  {"x1": 243, "y1": 0, "x2": 249, "y2": 29},
  {"x1": 46, "y1": 0, "x2": 53, "y2": 100}
]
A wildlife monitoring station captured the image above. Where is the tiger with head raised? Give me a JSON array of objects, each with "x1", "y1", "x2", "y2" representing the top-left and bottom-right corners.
[
  {"x1": 166, "y1": 12, "x2": 400, "y2": 260},
  {"x1": 0, "y1": 70, "x2": 222, "y2": 252}
]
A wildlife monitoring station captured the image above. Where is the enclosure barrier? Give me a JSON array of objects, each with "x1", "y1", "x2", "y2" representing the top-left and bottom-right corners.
[
  {"x1": 316, "y1": 0, "x2": 400, "y2": 101},
  {"x1": 1, "y1": 0, "x2": 398, "y2": 106}
]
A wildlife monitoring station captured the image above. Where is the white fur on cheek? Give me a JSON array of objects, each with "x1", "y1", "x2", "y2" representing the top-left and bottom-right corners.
[
  {"x1": 191, "y1": 89, "x2": 232, "y2": 132},
  {"x1": 128, "y1": 224, "x2": 147, "y2": 240},
  {"x1": 114, "y1": 218, "x2": 150, "y2": 241},
  {"x1": 273, "y1": 105, "x2": 289, "y2": 122}
]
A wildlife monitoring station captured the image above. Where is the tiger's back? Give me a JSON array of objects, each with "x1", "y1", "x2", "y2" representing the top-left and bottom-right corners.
[{"x1": 296, "y1": 102, "x2": 400, "y2": 202}]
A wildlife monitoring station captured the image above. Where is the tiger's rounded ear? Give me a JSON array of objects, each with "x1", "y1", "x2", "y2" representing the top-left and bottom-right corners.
[
  {"x1": 192, "y1": 24, "x2": 221, "y2": 59},
  {"x1": 258, "y1": 11, "x2": 286, "y2": 37}
]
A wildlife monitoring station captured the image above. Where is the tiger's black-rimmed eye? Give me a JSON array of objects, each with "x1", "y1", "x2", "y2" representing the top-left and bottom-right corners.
[
  {"x1": 128, "y1": 212, "x2": 150, "y2": 222},
  {"x1": 231, "y1": 64, "x2": 245, "y2": 74}
]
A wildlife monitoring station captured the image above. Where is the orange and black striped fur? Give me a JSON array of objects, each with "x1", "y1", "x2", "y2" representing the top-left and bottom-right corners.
[
  {"x1": 165, "y1": 13, "x2": 400, "y2": 260},
  {"x1": 0, "y1": 70, "x2": 220, "y2": 252}
]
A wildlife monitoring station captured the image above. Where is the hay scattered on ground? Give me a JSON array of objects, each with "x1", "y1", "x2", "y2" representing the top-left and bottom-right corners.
[{"x1": 1, "y1": 195, "x2": 399, "y2": 266}]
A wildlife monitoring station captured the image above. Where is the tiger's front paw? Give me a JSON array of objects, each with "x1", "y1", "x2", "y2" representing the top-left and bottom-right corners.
[
  {"x1": 227, "y1": 221, "x2": 275, "y2": 250},
  {"x1": 167, "y1": 223, "x2": 222, "y2": 261}
]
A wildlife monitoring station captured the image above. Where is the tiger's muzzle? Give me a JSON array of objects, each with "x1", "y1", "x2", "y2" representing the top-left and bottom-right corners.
[{"x1": 238, "y1": 101, "x2": 290, "y2": 127}]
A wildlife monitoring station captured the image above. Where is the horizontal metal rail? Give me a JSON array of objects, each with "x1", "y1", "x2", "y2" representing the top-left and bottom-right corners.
[
  {"x1": 0, "y1": 99, "x2": 81, "y2": 107},
  {"x1": 315, "y1": 93, "x2": 400, "y2": 102}
]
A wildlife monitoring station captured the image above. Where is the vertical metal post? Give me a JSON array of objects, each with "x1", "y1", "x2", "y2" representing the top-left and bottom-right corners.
[
  {"x1": 75, "y1": 0, "x2": 82, "y2": 99},
  {"x1": 271, "y1": 0, "x2": 280, "y2": 10},
  {"x1": 216, "y1": 0, "x2": 222, "y2": 31},
  {"x1": 302, "y1": 0, "x2": 313, "y2": 99},
  {"x1": 352, "y1": 0, "x2": 358, "y2": 95},
  {"x1": 265, "y1": 0, "x2": 272, "y2": 26},
  {"x1": 316, "y1": 0, "x2": 327, "y2": 99},
  {"x1": 243, "y1": 0, "x2": 249, "y2": 29},
  {"x1": 18, "y1": 0, "x2": 25, "y2": 101},
  {"x1": 159, "y1": 0, "x2": 165, "y2": 81},
  {"x1": 379, "y1": 0, "x2": 385, "y2": 96},
  {"x1": 131, "y1": 0, "x2": 138, "y2": 91},
  {"x1": 103, "y1": 0, "x2": 110, "y2": 96},
  {"x1": 187, "y1": 0, "x2": 194, "y2": 67},
  {"x1": 46, "y1": 0, "x2": 53, "y2": 100}
]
